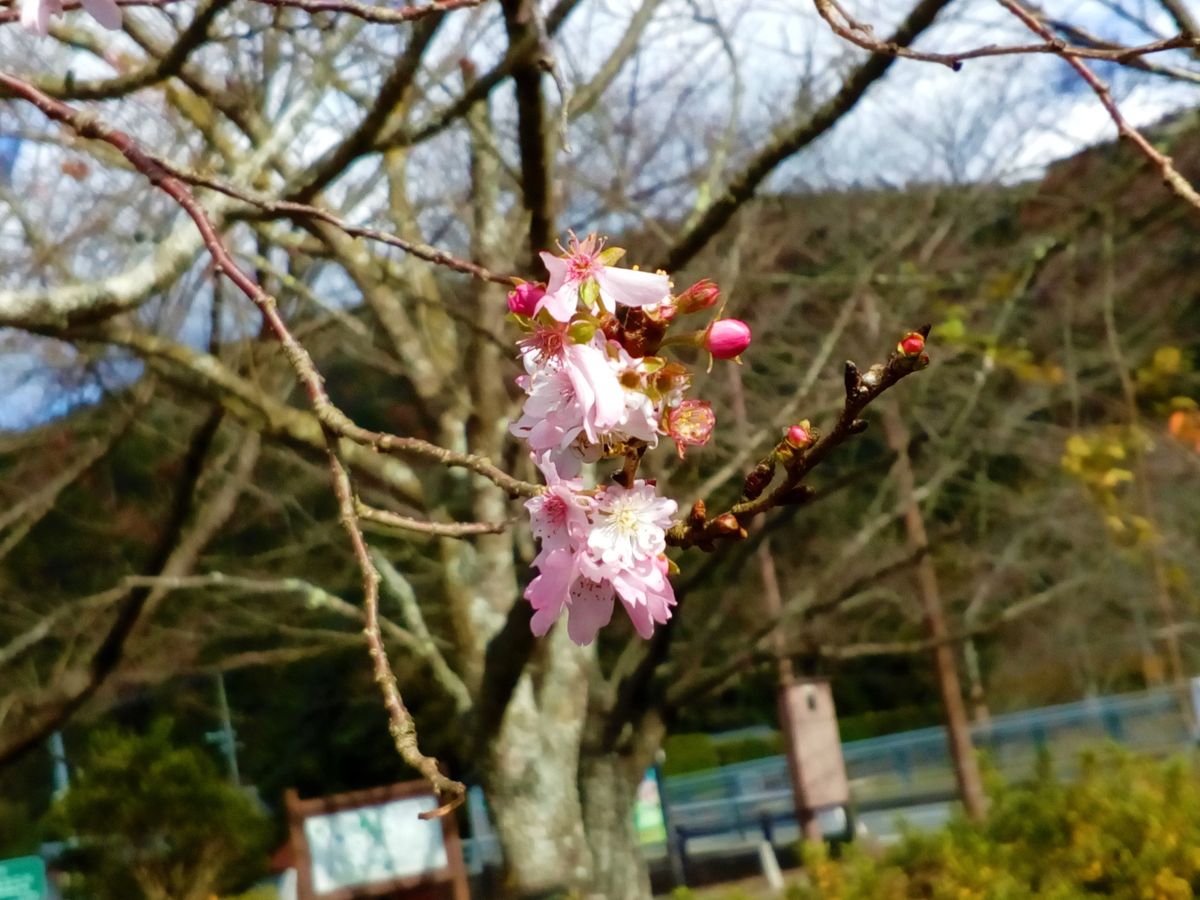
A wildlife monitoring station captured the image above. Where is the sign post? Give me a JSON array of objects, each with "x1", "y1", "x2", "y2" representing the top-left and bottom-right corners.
[
  {"x1": 0, "y1": 856, "x2": 46, "y2": 900},
  {"x1": 286, "y1": 781, "x2": 468, "y2": 900},
  {"x1": 779, "y1": 678, "x2": 851, "y2": 842}
]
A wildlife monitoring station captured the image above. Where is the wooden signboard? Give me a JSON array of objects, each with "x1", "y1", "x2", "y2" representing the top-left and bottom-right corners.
[
  {"x1": 286, "y1": 781, "x2": 469, "y2": 900},
  {"x1": 780, "y1": 679, "x2": 850, "y2": 810}
]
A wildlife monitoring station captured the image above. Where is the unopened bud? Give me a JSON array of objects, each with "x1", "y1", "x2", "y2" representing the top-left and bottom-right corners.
[
  {"x1": 688, "y1": 499, "x2": 707, "y2": 528},
  {"x1": 898, "y1": 331, "x2": 925, "y2": 357},
  {"x1": 675, "y1": 279, "x2": 721, "y2": 314},
  {"x1": 844, "y1": 360, "x2": 862, "y2": 396},
  {"x1": 785, "y1": 421, "x2": 813, "y2": 448},
  {"x1": 705, "y1": 318, "x2": 752, "y2": 360},
  {"x1": 508, "y1": 282, "x2": 545, "y2": 316},
  {"x1": 742, "y1": 462, "x2": 775, "y2": 500},
  {"x1": 713, "y1": 513, "x2": 740, "y2": 534}
]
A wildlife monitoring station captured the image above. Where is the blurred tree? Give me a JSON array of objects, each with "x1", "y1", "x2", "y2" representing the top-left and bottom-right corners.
[{"x1": 45, "y1": 720, "x2": 270, "y2": 900}]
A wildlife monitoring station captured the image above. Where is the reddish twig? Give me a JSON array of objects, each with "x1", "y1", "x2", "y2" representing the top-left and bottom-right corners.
[
  {"x1": 667, "y1": 331, "x2": 930, "y2": 550},
  {"x1": 327, "y1": 446, "x2": 467, "y2": 814},
  {"x1": 250, "y1": 0, "x2": 487, "y2": 24},
  {"x1": 998, "y1": 0, "x2": 1200, "y2": 215}
]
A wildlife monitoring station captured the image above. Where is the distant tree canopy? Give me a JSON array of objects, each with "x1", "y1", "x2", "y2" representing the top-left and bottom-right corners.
[{"x1": 45, "y1": 720, "x2": 270, "y2": 900}]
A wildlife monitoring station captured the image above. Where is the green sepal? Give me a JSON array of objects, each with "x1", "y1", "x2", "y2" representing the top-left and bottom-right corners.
[
  {"x1": 597, "y1": 246, "x2": 626, "y2": 266},
  {"x1": 568, "y1": 319, "x2": 598, "y2": 343},
  {"x1": 580, "y1": 279, "x2": 601, "y2": 309},
  {"x1": 506, "y1": 312, "x2": 536, "y2": 331}
]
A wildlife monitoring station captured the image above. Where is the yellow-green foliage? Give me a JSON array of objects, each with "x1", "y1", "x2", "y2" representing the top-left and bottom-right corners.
[{"x1": 791, "y1": 749, "x2": 1200, "y2": 899}]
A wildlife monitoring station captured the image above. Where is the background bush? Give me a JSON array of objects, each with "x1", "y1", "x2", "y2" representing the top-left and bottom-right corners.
[
  {"x1": 793, "y1": 748, "x2": 1200, "y2": 899},
  {"x1": 46, "y1": 720, "x2": 270, "y2": 900}
]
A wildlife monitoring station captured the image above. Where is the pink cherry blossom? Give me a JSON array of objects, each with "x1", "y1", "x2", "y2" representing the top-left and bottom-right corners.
[
  {"x1": 666, "y1": 400, "x2": 715, "y2": 459},
  {"x1": 527, "y1": 546, "x2": 676, "y2": 646},
  {"x1": 22, "y1": 0, "x2": 121, "y2": 34},
  {"x1": 587, "y1": 480, "x2": 676, "y2": 569},
  {"x1": 510, "y1": 365, "x2": 585, "y2": 457},
  {"x1": 524, "y1": 454, "x2": 591, "y2": 554},
  {"x1": 511, "y1": 335, "x2": 627, "y2": 470},
  {"x1": 609, "y1": 555, "x2": 675, "y2": 639},
  {"x1": 537, "y1": 234, "x2": 669, "y2": 322},
  {"x1": 562, "y1": 339, "x2": 624, "y2": 443}
]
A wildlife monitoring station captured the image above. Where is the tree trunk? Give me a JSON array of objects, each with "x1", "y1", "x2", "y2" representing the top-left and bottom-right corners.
[
  {"x1": 482, "y1": 645, "x2": 593, "y2": 897},
  {"x1": 882, "y1": 403, "x2": 988, "y2": 822},
  {"x1": 579, "y1": 750, "x2": 655, "y2": 900},
  {"x1": 481, "y1": 638, "x2": 661, "y2": 900}
]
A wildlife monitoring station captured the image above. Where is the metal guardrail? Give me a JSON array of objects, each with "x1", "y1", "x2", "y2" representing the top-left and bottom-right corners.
[{"x1": 463, "y1": 686, "x2": 1196, "y2": 873}]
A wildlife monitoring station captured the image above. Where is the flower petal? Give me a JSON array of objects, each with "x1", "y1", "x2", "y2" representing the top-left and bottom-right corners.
[
  {"x1": 536, "y1": 286, "x2": 579, "y2": 323},
  {"x1": 540, "y1": 251, "x2": 569, "y2": 295},
  {"x1": 525, "y1": 549, "x2": 576, "y2": 636},
  {"x1": 566, "y1": 578, "x2": 615, "y2": 645},
  {"x1": 564, "y1": 341, "x2": 624, "y2": 436},
  {"x1": 22, "y1": 0, "x2": 53, "y2": 34},
  {"x1": 597, "y1": 266, "x2": 669, "y2": 309},
  {"x1": 81, "y1": 0, "x2": 122, "y2": 29}
]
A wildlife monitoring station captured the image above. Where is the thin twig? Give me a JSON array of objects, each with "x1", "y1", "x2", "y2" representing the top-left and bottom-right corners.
[
  {"x1": 667, "y1": 333, "x2": 930, "y2": 549},
  {"x1": 813, "y1": 0, "x2": 1200, "y2": 71},
  {"x1": 357, "y1": 501, "x2": 512, "y2": 536},
  {"x1": 250, "y1": 0, "x2": 486, "y2": 24},
  {"x1": 186, "y1": 170, "x2": 516, "y2": 285}
]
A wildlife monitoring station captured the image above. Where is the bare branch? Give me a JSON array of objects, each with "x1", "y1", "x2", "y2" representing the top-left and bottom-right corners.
[
  {"x1": 998, "y1": 0, "x2": 1200, "y2": 215},
  {"x1": 357, "y1": 501, "x2": 512, "y2": 537},
  {"x1": 812, "y1": 0, "x2": 1200, "y2": 71},
  {"x1": 251, "y1": 0, "x2": 487, "y2": 25}
]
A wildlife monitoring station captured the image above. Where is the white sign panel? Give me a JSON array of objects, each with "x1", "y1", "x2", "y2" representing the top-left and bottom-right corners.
[{"x1": 303, "y1": 794, "x2": 448, "y2": 894}]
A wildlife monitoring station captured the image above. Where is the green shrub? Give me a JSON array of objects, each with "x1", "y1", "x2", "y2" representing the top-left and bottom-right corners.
[
  {"x1": 0, "y1": 797, "x2": 40, "y2": 857},
  {"x1": 46, "y1": 720, "x2": 270, "y2": 900},
  {"x1": 790, "y1": 748, "x2": 1200, "y2": 899},
  {"x1": 836, "y1": 706, "x2": 942, "y2": 743},
  {"x1": 714, "y1": 734, "x2": 784, "y2": 767},
  {"x1": 663, "y1": 734, "x2": 721, "y2": 775}
]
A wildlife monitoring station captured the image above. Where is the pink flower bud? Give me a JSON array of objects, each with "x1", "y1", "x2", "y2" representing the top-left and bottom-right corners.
[
  {"x1": 705, "y1": 319, "x2": 751, "y2": 359},
  {"x1": 898, "y1": 331, "x2": 925, "y2": 357},
  {"x1": 508, "y1": 282, "x2": 546, "y2": 317},
  {"x1": 675, "y1": 279, "x2": 721, "y2": 314},
  {"x1": 785, "y1": 423, "x2": 812, "y2": 448},
  {"x1": 666, "y1": 400, "x2": 715, "y2": 459}
]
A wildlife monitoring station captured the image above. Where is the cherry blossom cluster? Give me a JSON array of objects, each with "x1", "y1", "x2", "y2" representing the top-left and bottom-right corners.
[{"x1": 508, "y1": 235, "x2": 751, "y2": 645}]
